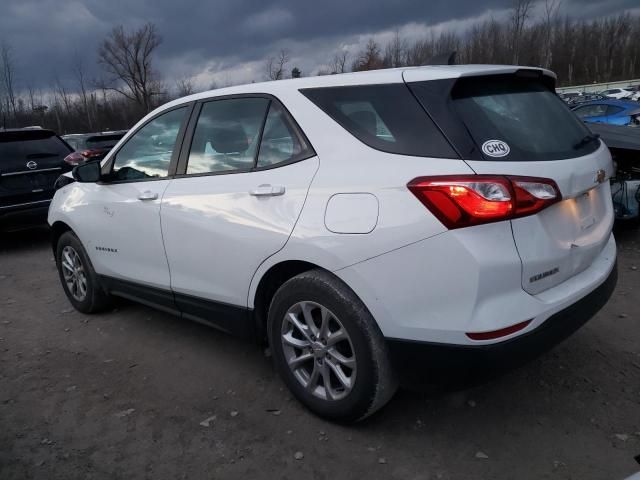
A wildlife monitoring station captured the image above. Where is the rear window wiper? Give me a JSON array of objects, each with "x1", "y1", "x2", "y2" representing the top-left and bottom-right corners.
[{"x1": 573, "y1": 133, "x2": 600, "y2": 149}]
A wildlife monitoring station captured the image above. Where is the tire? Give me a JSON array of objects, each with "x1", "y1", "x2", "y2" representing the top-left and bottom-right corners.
[
  {"x1": 268, "y1": 269, "x2": 397, "y2": 422},
  {"x1": 56, "y1": 231, "x2": 112, "y2": 314}
]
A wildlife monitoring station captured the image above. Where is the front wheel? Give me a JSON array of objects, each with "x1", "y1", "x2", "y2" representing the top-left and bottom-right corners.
[
  {"x1": 268, "y1": 269, "x2": 397, "y2": 422},
  {"x1": 56, "y1": 231, "x2": 112, "y2": 313}
]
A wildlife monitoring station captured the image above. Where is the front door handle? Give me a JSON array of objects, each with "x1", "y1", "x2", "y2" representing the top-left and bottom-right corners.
[
  {"x1": 138, "y1": 190, "x2": 159, "y2": 201},
  {"x1": 249, "y1": 184, "x2": 286, "y2": 197}
]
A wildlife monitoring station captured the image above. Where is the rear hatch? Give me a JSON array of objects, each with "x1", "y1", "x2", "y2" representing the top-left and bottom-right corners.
[
  {"x1": 407, "y1": 70, "x2": 614, "y2": 294},
  {"x1": 0, "y1": 129, "x2": 73, "y2": 207}
]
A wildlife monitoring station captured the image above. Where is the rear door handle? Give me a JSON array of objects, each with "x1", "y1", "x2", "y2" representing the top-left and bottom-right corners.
[
  {"x1": 138, "y1": 190, "x2": 159, "y2": 201},
  {"x1": 249, "y1": 184, "x2": 285, "y2": 197}
]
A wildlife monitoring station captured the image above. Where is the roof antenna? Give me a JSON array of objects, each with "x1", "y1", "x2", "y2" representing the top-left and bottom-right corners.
[{"x1": 426, "y1": 51, "x2": 457, "y2": 66}]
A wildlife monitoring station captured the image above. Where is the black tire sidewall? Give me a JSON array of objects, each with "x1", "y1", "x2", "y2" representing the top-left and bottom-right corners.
[{"x1": 269, "y1": 272, "x2": 381, "y2": 422}]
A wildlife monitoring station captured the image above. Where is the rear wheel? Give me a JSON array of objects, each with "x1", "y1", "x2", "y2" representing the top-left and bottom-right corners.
[
  {"x1": 268, "y1": 269, "x2": 397, "y2": 422},
  {"x1": 56, "y1": 231, "x2": 111, "y2": 313}
]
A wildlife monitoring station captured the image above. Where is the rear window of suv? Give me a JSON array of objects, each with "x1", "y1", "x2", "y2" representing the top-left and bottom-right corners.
[
  {"x1": 300, "y1": 84, "x2": 457, "y2": 158},
  {"x1": 443, "y1": 75, "x2": 599, "y2": 161},
  {"x1": 0, "y1": 130, "x2": 72, "y2": 161}
]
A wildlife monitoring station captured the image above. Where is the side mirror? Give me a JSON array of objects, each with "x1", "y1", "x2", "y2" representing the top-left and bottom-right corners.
[{"x1": 72, "y1": 161, "x2": 102, "y2": 183}]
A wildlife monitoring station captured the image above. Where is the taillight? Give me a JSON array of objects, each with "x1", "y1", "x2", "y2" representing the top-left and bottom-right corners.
[
  {"x1": 63, "y1": 152, "x2": 85, "y2": 166},
  {"x1": 407, "y1": 175, "x2": 561, "y2": 229},
  {"x1": 80, "y1": 149, "x2": 103, "y2": 159},
  {"x1": 64, "y1": 149, "x2": 103, "y2": 166}
]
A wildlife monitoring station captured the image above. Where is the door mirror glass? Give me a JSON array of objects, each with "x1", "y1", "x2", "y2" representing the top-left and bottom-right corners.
[{"x1": 72, "y1": 160, "x2": 101, "y2": 183}]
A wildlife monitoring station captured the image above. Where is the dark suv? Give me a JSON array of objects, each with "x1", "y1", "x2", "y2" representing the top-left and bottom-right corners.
[{"x1": 0, "y1": 128, "x2": 73, "y2": 228}]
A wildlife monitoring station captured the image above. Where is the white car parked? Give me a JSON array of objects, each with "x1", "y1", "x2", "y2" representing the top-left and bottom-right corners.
[
  {"x1": 601, "y1": 88, "x2": 634, "y2": 100},
  {"x1": 49, "y1": 65, "x2": 617, "y2": 422}
]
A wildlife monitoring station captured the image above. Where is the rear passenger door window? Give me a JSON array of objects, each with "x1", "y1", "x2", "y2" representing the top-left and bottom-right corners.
[
  {"x1": 187, "y1": 98, "x2": 269, "y2": 174},
  {"x1": 185, "y1": 96, "x2": 315, "y2": 174}
]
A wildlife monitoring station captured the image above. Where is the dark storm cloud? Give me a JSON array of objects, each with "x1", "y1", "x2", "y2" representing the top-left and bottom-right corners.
[{"x1": 0, "y1": 0, "x2": 638, "y2": 91}]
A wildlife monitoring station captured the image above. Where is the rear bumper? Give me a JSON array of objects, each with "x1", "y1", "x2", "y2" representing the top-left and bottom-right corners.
[{"x1": 386, "y1": 261, "x2": 618, "y2": 385}]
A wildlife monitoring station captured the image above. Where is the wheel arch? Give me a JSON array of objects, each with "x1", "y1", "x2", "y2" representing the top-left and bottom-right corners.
[
  {"x1": 252, "y1": 260, "x2": 326, "y2": 343},
  {"x1": 50, "y1": 221, "x2": 73, "y2": 258}
]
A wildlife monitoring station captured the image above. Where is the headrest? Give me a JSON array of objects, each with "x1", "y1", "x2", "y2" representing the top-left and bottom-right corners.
[
  {"x1": 207, "y1": 124, "x2": 249, "y2": 154},
  {"x1": 347, "y1": 110, "x2": 377, "y2": 136}
]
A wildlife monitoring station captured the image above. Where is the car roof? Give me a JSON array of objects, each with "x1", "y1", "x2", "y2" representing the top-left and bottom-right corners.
[{"x1": 159, "y1": 64, "x2": 555, "y2": 110}]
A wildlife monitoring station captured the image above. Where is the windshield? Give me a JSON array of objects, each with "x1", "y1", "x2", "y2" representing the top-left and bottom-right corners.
[{"x1": 450, "y1": 76, "x2": 598, "y2": 161}]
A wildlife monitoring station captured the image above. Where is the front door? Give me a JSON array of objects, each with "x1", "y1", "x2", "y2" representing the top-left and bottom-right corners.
[{"x1": 79, "y1": 106, "x2": 190, "y2": 295}]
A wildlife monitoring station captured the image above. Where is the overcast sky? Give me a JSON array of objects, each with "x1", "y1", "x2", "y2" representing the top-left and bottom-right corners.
[{"x1": 1, "y1": 0, "x2": 638, "y2": 93}]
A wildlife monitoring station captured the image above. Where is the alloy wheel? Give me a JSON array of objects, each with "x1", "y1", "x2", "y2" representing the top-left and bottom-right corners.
[
  {"x1": 61, "y1": 245, "x2": 88, "y2": 302},
  {"x1": 281, "y1": 301, "x2": 357, "y2": 401}
]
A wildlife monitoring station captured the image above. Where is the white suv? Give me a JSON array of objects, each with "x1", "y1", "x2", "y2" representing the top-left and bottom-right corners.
[{"x1": 49, "y1": 65, "x2": 617, "y2": 422}]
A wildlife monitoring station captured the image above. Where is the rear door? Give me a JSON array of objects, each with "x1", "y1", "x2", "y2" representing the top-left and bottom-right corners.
[
  {"x1": 160, "y1": 95, "x2": 318, "y2": 330},
  {"x1": 408, "y1": 71, "x2": 614, "y2": 295},
  {"x1": 0, "y1": 130, "x2": 72, "y2": 210}
]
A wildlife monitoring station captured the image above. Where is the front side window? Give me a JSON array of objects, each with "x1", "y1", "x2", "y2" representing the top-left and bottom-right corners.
[
  {"x1": 187, "y1": 98, "x2": 269, "y2": 174},
  {"x1": 112, "y1": 107, "x2": 187, "y2": 181},
  {"x1": 574, "y1": 104, "x2": 608, "y2": 118}
]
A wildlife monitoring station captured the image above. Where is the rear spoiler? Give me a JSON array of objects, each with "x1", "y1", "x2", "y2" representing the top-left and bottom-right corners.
[
  {"x1": 426, "y1": 51, "x2": 457, "y2": 66},
  {"x1": 403, "y1": 66, "x2": 556, "y2": 90},
  {"x1": 0, "y1": 129, "x2": 57, "y2": 142}
]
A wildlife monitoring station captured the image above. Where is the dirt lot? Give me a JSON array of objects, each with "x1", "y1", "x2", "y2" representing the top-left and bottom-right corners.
[{"x1": 0, "y1": 225, "x2": 639, "y2": 480}]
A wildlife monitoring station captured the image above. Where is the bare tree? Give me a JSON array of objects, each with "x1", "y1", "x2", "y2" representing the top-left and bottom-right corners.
[
  {"x1": 1, "y1": 41, "x2": 18, "y2": 118},
  {"x1": 175, "y1": 77, "x2": 195, "y2": 97},
  {"x1": 542, "y1": 0, "x2": 562, "y2": 68},
  {"x1": 510, "y1": 0, "x2": 534, "y2": 64},
  {"x1": 98, "y1": 22, "x2": 164, "y2": 113},
  {"x1": 331, "y1": 50, "x2": 349, "y2": 74},
  {"x1": 72, "y1": 54, "x2": 94, "y2": 130},
  {"x1": 265, "y1": 49, "x2": 290, "y2": 80},
  {"x1": 384, "y1": 30, "x2": 407, "y2": 67},
  {"x1": 352, "y1": 39, "x2": 384, "y2": 71}
]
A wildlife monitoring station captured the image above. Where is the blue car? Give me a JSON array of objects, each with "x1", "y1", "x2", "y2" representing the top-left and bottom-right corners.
[{"x1": 571, "y1": 99, "x2": 640, "y2": 126}]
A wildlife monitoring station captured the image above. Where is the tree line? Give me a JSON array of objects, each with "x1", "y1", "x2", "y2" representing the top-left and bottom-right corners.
[{"x1": 1, "y1": 0, "x2": 639, "y2": 135}]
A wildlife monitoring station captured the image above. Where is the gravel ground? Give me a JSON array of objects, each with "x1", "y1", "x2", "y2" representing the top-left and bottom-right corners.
[{"x1": 0, "y1": 225, "x2": 639, "y2": 480}]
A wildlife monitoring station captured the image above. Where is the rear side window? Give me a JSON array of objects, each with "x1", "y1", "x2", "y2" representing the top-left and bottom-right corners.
[
  {"x1": 257, "y1": 102, "x2": 311, "y2": 168},
  {"x1": 606, "y1": 105, "x2": 624, "y2": 116},
  {"x1": 300, "y1": 84, "x2": 457, "y2": 158},
  {"x1": 446, "y1": 76, "x2": 598, "y2": 161},
  {"x1": 0, "y1": 132, "x2": 71, "y2": 161}
]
